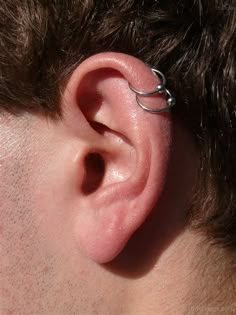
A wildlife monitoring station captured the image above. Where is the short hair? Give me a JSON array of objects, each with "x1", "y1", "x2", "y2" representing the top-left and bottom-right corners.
[{"x1": 1, "y1": 1, "x2": 236, "y2": 249}]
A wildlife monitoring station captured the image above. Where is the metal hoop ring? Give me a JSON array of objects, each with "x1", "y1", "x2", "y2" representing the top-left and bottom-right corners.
[
  {"x1": 136, "y1": 88, "x2": 176, "y2": 113},
  {"x1": 129, "y1": 69, "x2": 167, "y2": 96}
]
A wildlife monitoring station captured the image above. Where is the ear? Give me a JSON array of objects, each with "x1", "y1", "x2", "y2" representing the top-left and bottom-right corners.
[{"x1": 63, "y1": 52, "x2": 172, "y2": 263}]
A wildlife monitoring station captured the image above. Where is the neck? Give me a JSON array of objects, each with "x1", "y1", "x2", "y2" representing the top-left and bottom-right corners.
[{"x1": 109, "y1": 229, "x2": 236, "y2": 314}]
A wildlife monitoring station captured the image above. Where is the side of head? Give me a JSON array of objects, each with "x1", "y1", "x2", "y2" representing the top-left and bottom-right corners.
[{"x1": 0, "y1": 1, "x2": 236, "y2": 313}]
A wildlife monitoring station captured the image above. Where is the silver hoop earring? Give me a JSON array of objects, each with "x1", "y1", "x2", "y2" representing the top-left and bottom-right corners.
[{"x1": 129, "y1": 68, "x2": 176, "y2": 114}]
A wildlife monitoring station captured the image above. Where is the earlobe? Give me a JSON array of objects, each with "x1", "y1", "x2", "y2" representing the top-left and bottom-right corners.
[{"x1": 64, "y1": 53, "x2": 172, "y2": 263}]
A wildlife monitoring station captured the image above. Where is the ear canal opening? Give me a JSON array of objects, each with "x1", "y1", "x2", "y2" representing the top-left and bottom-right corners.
[{"x1": 82, "y1": 152, "x2": 105, "y2": 195}]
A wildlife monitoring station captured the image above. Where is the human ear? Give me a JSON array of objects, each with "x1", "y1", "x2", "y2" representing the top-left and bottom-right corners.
[{"x1": 62, "y1": 52, "x2": 172, "y2": 263}]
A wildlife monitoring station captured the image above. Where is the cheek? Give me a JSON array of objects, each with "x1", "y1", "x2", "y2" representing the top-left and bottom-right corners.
[
  {"x1": 0, "y1": 118, "x2": 34, "y2": 254},
  {"x1": 0, "y1": 116, "x2": 58, "y2": 311}
]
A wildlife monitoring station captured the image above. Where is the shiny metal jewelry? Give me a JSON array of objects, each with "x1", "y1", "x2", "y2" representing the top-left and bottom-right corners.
[{"x1": 129, "y1": 68, "x2": 176, "y2": 113}]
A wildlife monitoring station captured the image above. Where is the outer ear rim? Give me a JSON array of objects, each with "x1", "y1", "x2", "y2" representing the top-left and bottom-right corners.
[{"x1": 66, "y1": 52, "x2": 168, "y2": 109}]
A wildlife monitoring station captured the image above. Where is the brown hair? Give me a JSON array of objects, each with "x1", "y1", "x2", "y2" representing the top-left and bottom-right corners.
[{"x1": 1, "y1": 0, "x2": 236, "y2": 250}]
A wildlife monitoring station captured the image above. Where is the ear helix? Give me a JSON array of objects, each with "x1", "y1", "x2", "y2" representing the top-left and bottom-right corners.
[{"x1": 129, "y1": 68, "x2": 176, "y2": 113}]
